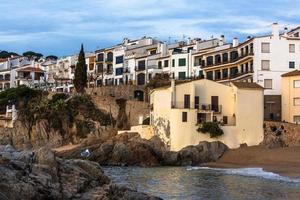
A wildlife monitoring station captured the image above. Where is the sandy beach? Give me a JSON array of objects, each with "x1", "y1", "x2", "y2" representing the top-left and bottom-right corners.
[{"x1": 204, "y1": 146, "x2": 300, "y2": 179}]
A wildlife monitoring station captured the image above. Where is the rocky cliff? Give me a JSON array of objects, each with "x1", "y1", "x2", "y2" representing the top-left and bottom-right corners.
[
  {"x1": 262, "y1": 121, "x2": 300, "y2": 148},
  {"x1": 0, "y1": 145, "x2": 161, "y2": 200}
]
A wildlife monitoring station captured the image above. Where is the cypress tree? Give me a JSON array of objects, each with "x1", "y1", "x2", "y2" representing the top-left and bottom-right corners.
[{"x1": 74, "y1": 44, "x2": 87, "y2": 93}]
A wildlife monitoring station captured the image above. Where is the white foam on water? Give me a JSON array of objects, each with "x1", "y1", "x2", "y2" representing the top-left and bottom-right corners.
[{"x1": 186, "y1": 166, "x2": 300, "y2": 183}]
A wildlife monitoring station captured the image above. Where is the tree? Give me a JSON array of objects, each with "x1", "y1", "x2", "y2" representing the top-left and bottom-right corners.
[
  {"x1": 46, "y1": 55, "x2": 58, "y2": 60},
  {"x1": 74, "y1": 44, "x2": 87, "y2": 93},
  {"x1": 23, "y1": 51, "x2": 43, "y2": 60},
  {"x1": 0, "y1": 51, "x2": 19, "y2": 59}
]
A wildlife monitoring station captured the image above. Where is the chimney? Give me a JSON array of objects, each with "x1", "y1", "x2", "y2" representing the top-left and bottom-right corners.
[
  {"x1": 272, "y1": 23, "x2": 279, "y2": 38},
  {"x1": 171, "y1": 79, "x2": 176, "y2": 108},
  {"x1": 284, "y1": 27, "x2": 288, "y2": 36},
  {"x1": 123, "y1": 38, "x2": 129, "y2": 45},
  {"x1": 219, "y1": 35, "x2": 225, "y2": 46},
  {"x1": 232, "y1": 37, "x2": 239, "y2": 47},
  {"x1": 160, "y1": 43, "x2": 168, "y2": 56}
]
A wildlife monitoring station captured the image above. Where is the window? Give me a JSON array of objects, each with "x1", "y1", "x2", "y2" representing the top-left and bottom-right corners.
[
  {"x1": 164, "y1": 60, "x2": 169, "y2": 68},
  {"x1": 294, "y1": 116, "x2": 300, "y2": 123},
  {"x1": 178, "y1": 72, "x2": 186, "y2": 79},
  {"x1": 261, "y1": 42, "x2": 270, "y2": 53},
  {"x1": 222, "y1": 53, "x2": 228, "y2": 62},
  {"x1": 115, "y1": 56, "x2": 124, "y2": 64},
  {"x1": 294, "y1": 98, "x2": 300, "y2": 106},
  {"x1": 184, "y1": 94, "x2": 190, "y2": 109},
  {"x1": 115, "y1": 68, "x2": 123, "y2": 76},
  {"x1": 222, "y1": 69, "x2": 228, "y2": 78},
  {"x1": 289, "y1": 44, "x2": 295, "y2": 53},
  {"x1": 158, "y1": 61, "x2": 162, "y2": 69},
  {"x1": 264, "y1": 79, "x2": 273, "y2": 89},
  {"x1": 182, "y1": 112, "x2": 187, "y2": 122},
  {"x1": 206, "y1": 71, "x2": 213, "y2": 80},
  {"x1": 149, "y1": 50, "x2": 156, "y2": 55},
  {"x1": 172, "y1": 59, "x2": 175, "y2": 67},
  {"x1": 294, "y1": 80, "x2": 300, "y2": 88},
  {"x1": 138, "y1": 60, "x2": 146, "y2": 68},
  {"x1": 261, "y1": 60, "x2": 270, "y2": 70},
  {"x1": 178, "y1": 58, "x2": 186, "y2": 66},
  {"x1": 97, "y1": 53, "x2": 104, "y2": 62},
  {"x1": 289, "y1": 61, "x2": 295, "y2": 69},
  {"x1": 223, "y1": 116, "x2": 228, "y2": 125}
]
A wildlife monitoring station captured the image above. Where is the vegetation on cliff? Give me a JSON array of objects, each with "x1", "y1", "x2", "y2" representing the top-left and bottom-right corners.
[{"x1": 0, "y1": 86, "x2": 114, "y2": 142}]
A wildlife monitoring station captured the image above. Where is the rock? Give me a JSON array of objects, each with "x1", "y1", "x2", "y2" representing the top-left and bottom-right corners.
[
  {"x1": 111, "y1": 142, "x2": 133, "y2": 165},
  {"x1": 175, "y1": 141, "x2": 228, "y2": 166},
  {"x1": 0, "y1": 145, "x2": 160, "y2": 200},
  {"x1": 57, "y1": 132, "x2": 228, "y2": 167}
]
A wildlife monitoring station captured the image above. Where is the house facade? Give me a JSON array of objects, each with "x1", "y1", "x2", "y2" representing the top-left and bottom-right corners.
[
  {"x1": 150, "y1": 79, "x2": 264, "y2": 150},
  {"x1": 281, "y1": 70, "x2": 300, "y2": 123},
  {"x1": 195, "y1": 23, "x2": 300, "y2": 121}
]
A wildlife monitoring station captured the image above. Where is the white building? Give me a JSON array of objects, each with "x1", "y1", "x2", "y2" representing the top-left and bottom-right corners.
[{"x1": 196, "y1": 23, "x2": 300, "y2": 121}]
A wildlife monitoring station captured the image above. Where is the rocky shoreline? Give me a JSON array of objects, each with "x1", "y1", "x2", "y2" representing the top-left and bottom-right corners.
[
  {"x1": 55, "y1": 132, "x2": 228, "y2": 167},
  {"x1": 0, "y1": 145, "x2": 162, "y2": 200}
]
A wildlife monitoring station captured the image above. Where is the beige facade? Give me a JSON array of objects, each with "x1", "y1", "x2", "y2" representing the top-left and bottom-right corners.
[
  {"x1": 150, "y1": 79, "x2": 264, "y2": 151},
  {"x1": 282, "y1": 70, "x2": 300, "y2": 123}
]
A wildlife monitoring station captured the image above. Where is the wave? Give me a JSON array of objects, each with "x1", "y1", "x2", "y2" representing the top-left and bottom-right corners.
[{"x1": 186, "y1": 167, "x2": 300, "y2": 183}]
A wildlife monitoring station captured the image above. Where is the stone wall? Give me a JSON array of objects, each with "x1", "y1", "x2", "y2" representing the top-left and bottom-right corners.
[
  {"x1": 86, "y1": 85, "x2": 148, "y2": 101},
  {"x1": 91, "y1": 95, "x2": 149, "y2": 127},
  {"x1": 262, "y1": 121, "x2": 300, "y2": 148}
]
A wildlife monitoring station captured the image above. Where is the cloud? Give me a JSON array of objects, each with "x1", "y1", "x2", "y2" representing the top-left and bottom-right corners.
[{"x1": 0, "y1": 0, "x2": 299, "y2": 56}]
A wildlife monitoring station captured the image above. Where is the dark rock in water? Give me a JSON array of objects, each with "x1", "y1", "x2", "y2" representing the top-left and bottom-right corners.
[
  {"x1": 57, "y1": 132, "x2": 228, "y2": 167},
  {"x1": 0, "y1": 145, "x2": 162, "y2": 200}
]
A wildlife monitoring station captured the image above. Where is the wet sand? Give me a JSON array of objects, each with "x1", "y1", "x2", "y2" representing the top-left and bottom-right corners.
[{"x1": 204, "y1": 146, "x2": 300, "y2": 179}]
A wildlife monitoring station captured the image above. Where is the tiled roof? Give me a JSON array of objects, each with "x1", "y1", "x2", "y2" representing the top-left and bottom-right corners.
[
  {"x1": 281, "y1": 70, "x2": 300, "y2": 77},
  {"x1": 231, "y1": 82, "x2": 264, "y2": 89},
  {"x1": 17, "y1": 67, "x2": 44, "y2": 73}
]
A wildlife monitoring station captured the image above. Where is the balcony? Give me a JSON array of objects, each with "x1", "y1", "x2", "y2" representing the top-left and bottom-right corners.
[
  {"x1": 201, "y1": 52, "x2": 254, "y2": 69},
  {"x1": 105, "y1": 70, "x2": 113, "y2": 75},
  {"x1": 135, "y1": 66, "x2": 146, "y2": 71},
  {"x1": 171, "y1": 102, "x2": 222, "y2": 113},
  {"x1": 105, "y1": 58, "x2": 113, "y2": 63}
]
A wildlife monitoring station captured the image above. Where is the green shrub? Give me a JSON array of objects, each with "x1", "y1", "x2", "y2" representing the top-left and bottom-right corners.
[
  {"x1": 197, "y1": 122, "x2": 224, "y2": 138},
  {"x1": 270, "y1": 125, "x2": 277, "y2": 132}
]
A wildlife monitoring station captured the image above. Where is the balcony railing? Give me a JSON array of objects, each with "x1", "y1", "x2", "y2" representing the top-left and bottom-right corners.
[
  {"x1": 200, "y1": 52, "x2": 254, "y2": 68},
  {"x1": 135, "y1": 66, "x2": 146, "y2": 71},
  {"x1": 105, "y1": 58, "x2": 113, "y2": 63},
  {"x1": 172, "y1": 102, "x2": 222, "y2": 113}
]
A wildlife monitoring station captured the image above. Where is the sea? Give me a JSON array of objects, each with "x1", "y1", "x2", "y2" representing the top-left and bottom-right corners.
[{"x1": 103, "y1": 166, "x2": 300, "y2": 200}]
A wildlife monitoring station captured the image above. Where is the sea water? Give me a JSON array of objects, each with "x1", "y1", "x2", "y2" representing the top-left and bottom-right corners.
[{"x1": 103, "y1": 167, "x2": 300, "y2": 200}]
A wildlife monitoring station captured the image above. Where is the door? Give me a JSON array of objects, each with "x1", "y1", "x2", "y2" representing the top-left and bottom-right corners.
[
  {"x1": 211, "y1": 96, "x2": 219, "y2": 112},
  {"x1": 184, "y1": 95, "x2": 190, "y2": 109}
]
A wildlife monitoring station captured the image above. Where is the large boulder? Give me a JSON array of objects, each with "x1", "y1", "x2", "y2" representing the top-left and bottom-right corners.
[
  {"x1": 0, "y1": 145, "x2": 161, "y2": 200},
  {"x1": 175, "y1": 141, "x2": 228, "y2": 166}
]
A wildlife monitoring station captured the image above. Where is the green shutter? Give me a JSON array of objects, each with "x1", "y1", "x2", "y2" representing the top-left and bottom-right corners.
[
  {"x1": 172, "y1": 59, "x2": 175, "y2": 67},
  {"x1": 178, "y1": 72, "x2": 186, "y2": 79},
  {"x1": 178, "y1": 58, "x2": 186, "y2": 66}
]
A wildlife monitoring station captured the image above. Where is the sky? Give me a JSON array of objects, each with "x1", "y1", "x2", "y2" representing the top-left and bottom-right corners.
[{"x1": 0, "y1": 0, "x2": 299, "y2": 57}]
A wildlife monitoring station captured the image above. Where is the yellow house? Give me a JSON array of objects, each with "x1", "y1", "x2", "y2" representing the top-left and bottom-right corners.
[
  {"x1": 150, "y1": 79, "x2": 264, "y2": 151},
  {"x1": 282, "y1": 70, "x2": 300, "y2": 123}
]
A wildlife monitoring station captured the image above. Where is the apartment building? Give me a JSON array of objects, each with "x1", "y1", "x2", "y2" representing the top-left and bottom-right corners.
[
  {"x1": 281, "y1": 70, "x2": 300, "y2": 123},
  {"x1": 150, "y1": 79, "x2": 264, "y2": 150},
  {"x1": 195, "y1": 23, "x2": 300, "y2": 121},
  {"x1": 94, "y1": 37, "x2": 220, "y2": 87}
]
